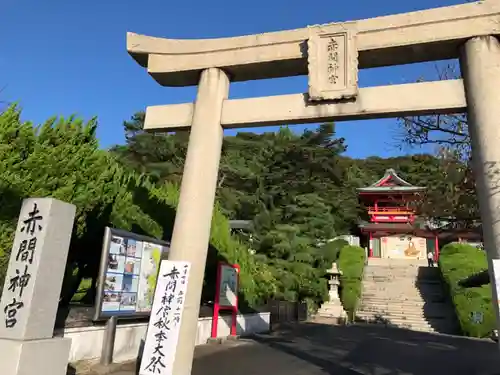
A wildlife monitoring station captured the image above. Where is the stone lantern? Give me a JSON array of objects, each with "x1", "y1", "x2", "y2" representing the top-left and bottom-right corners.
[
  {"x1": 327, "y1": 262, "x2": 342, "y2": 302},
  {"x1": 317, "y1": 262, "x2": 347, "y2": 323}
]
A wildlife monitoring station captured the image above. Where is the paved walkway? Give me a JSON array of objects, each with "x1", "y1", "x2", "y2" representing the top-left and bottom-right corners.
[{"x1": 95, "y1": 322, "x2": 500, "y2": 375}]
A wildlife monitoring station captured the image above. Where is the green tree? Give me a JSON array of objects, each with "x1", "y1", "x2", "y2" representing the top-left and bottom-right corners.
[
  {"x1": 111, "y1": 112, "x2": 189, "y2": 183},
  {"x1": 0, "y1": 105, "x2": 275, "y2": 307}
]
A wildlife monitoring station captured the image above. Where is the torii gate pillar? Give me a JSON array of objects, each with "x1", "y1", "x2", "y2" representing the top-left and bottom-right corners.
[
  {"x1": 166, "y1": 68, "x2": 229, "y2": 374},
  {"x1": 461, "y1": 35, "x2": 500, "y2": 343}
]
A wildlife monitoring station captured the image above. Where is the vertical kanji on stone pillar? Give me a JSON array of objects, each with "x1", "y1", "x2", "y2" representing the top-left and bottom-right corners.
[{"x1": 0, "y1": 198, "x2": 76, "y2": 375}]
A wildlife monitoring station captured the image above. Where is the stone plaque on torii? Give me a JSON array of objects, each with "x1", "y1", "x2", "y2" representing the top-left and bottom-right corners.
[{"x1": 307, "y1": 22, "x2": 358, "y2": 101}]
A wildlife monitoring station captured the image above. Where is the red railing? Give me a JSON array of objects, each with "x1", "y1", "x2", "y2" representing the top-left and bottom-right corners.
[{"x1": 367, "y1": 206, "x2": 414, "y2": 214}]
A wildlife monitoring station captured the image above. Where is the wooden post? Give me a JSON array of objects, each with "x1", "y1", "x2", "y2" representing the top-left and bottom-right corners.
[
  {"x1": 369, "y1": 232, "x2": 373, "y2": 258},
  {"x1": 434, "y1": 236, "x2": 439, "y2": 262}
]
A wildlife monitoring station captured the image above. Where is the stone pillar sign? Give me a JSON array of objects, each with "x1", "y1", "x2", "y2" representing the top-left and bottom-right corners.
[
  {"x1": 307, "y1": 22, "x2": 358, "y2": 101},
  {"x1": 0, "y1": 198, "x2": 76, "y2": 375}
]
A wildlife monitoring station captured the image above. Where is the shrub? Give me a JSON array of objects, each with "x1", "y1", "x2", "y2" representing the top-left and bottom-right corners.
[
  {"x1": 337, "y1": 245, "x2": 366, "y2": 320},
  {"x1": 254, "y1": 225, "x2": 328, "y2": 307},
  {"x1": 439, "y1": 242, "x2": 495, "y2": 337}
]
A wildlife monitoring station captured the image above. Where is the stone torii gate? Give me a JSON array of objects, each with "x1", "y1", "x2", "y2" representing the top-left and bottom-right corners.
[{"x1": 128, "y1": 1, "x2": 500, "y2": 373}]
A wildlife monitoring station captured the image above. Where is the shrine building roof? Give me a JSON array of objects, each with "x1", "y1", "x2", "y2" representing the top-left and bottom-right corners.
[{"x1": 357, "y1": 168, "x2": 426, "y2": 194}]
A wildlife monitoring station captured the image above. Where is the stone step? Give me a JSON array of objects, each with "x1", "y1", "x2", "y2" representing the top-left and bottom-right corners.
[
  {"x1": 364, "y1": 268, "x2": 439, "y2": 272},
  {"x1": 363, "y1": 278, "x2": 437, "y2": 284},
  {"x1": 362, "y1": 286, "x2": 443, "y2": 291},
  {"x1": 365, "y1": 268, "x2": 429, "y2": 271},
  {"x1": 363, "y1": 278, "x2": 441, "y2": 284},
  {"x1": 363, "y1": 280, "x2": 438, "y2": 285},
  {"x1": 365, "y1": 268, "x2": 425, "y2": 270},
  {"x1": 360, "y1": 301, "x2": 447, "y2": 308},
  {"x1": 361, "y1": 294, "x2": 426, "y2": 300},
  {"x1": 364, "y1": 268, "x2": 425, "y2": 272},
  {"x1": 356, "y1": 312, "x2": 454, "y2": 327},
  {"x1": 359, "y1": 301, "x2": 453, "y2": 310},
  {"x1": 363, "y1": 278, "x2": 440, "y2": 283},
  {"x1": 367, "y1": 259, "x2": 427, "y2": 264},
  {"x1": 361, "y1": 293, "x2": 445, "y2": 300},
  {"x1": 362, "y1": 295, "x2": 446, "y2": 303},
  {"x1": 358, "y1": 305, "x2": 425, "y2": 312},
  {"x1": 361, "y1": 292, "x2": 444, "y2": 298},
  {"x1": 357, "y1": 308, "x2": 428, "y2": 317},
  {"x1": 365, "y1": 272, "x2": 422, "y2": 274},
  {"x1": 356, "y1": 314, "x2": 457, "y2": 332},
  {"x1": 362, "y1": 285, "x2": 439, "y2": 291},
  {"x1": 363, "y1": 281, "x2": 439, "y2": 286},
  {"x1": 357, "y1": 308, "x2": 454, "y2": 320},
  {"x1": 356, "y1": 318, "x2": 432, "y2": 329},
  {"x1": 363, "y1": 288, "x2": 445, "y2": 295},
  {"x1": 356, "y1": 314, "x2": 433, "y2": 328},
  {"x1": 360, "y1": 303, "x2": 446, "y2": 311},
  {"x1": 364, "y1": 268, "x2": 424, "y2": 271},
  {"x1": 361, "y1": 297, "x2": 444, "y2": 303},
  {"x1": 360, "y1": 303, "x2": 427, "y2": 309},
  {"x1": 357, "y1": 313, "x2": 429, "y2": 322},
  {"x1": 355, "y1": 320, "x2": 438, "y2": 333},
  {"x1": 361, "y1": 288, "x2": 443, "y2": 294},
  {"x1": 364, "y1": 269, "x2": 433, "y2": 274},
  {"x1": 364, "y1": 275, "x2": 422, "y2": 278},
  {"x1": 362, "y1": 280, "x2": 442, "y2": 286},
  {"x1": 361, "y1": 296, "x2": 434, "y2": 303},
  {"x1": 359, "y1": 303, "x2": 453, "y2": 314}
]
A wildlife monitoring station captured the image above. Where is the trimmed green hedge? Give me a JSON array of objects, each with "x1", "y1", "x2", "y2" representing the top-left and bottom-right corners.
[
  {"x1": 439, "y1": 243, "x2": 495, "y2": 337},
  {"x1": 337, "y1": 245, "x2": 366, "y2": 320}
]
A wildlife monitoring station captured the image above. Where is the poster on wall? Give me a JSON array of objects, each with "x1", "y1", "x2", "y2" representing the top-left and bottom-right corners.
[
  {"x1": 381, "y1": 236, "x2": 427, "y2": 259},
  {"x1": 218, "y1": 263, "x2": 238, "y2": 307},
  {"x1": 94, "y1": 227, "x2": 170, "y2": 320}
]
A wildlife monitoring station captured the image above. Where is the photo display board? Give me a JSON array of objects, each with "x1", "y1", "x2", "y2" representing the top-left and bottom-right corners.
[
  {"x1": 218, "y1": 263, "x2": 238, "y2": 307},
  {"x1": 94, "y1": 227, "x2": 170, "y2": 320}
]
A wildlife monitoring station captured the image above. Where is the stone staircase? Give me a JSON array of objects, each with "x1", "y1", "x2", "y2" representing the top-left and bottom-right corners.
[{"x1": 355, "y1": 258, "x2": 459, "y2": 334}]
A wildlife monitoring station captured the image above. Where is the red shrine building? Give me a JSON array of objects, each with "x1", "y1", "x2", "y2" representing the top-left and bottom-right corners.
[{"x1": 357, "y1": 169, "x2": 439, "y2": 260}]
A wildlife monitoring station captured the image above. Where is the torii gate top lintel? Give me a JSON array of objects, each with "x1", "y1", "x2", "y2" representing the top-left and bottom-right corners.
[{"x1": 128, "y1": 1, "x2": 500, "y2": 87}]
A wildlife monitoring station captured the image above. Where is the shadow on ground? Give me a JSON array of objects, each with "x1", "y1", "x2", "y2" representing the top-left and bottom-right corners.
[
  {"x1": 416, "y1": 266, "x2": 461, "y2": 334},
  {"x1": 191, "y1": 322, "x2": 500, "y2": 375}
]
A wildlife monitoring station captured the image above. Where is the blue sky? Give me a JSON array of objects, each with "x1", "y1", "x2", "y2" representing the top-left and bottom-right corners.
[{"x1": 1, "y1": 0, "x2": 464, "y2": 158}]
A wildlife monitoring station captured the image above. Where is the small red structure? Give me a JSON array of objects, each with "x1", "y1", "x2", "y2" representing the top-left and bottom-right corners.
[
  {"x1": 357, "y1": 169, "x2": 438, "y2": 260},
  {"x1": 211, "y1": 262, "x2": 240, "y2": 338}
]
